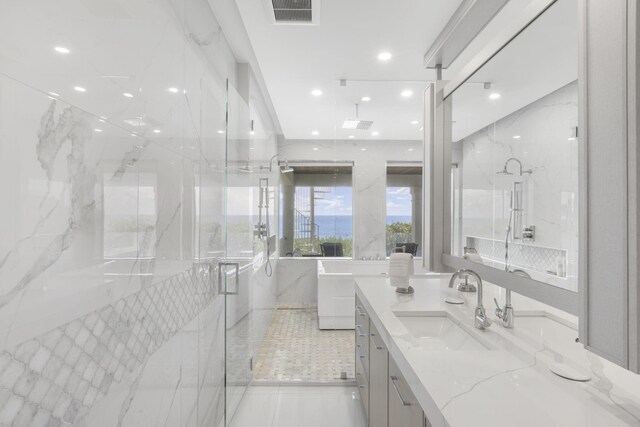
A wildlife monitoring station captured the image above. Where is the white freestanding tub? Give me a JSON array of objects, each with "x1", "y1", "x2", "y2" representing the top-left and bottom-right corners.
[{"x1": 317, "y1": 259, "x2": 430, "y2": 329}]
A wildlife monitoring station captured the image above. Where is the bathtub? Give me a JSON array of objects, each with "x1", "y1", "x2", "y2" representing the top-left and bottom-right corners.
[{"x1": 317, "y1": 259, "x2": 431, "y2": 329}]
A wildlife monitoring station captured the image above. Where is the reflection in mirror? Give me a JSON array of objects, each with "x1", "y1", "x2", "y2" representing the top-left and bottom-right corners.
[{"x1": 448, "y1": 0, "x2": 578, "y2": 292}]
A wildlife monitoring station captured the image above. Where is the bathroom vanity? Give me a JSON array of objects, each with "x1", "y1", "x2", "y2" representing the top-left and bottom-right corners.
[{"x1": 354, "y1": 276, "x2": 640, "y2": 427}]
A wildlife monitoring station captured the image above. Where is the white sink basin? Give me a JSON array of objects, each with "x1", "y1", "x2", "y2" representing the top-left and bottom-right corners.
[{"x1": 394, "y1": 313, "x2": 492, "y2": 351}]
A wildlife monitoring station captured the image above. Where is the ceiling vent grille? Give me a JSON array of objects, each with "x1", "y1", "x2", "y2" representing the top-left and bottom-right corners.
[{"x1": 272, "y1": 0, "x2": 312, "y2": 23}]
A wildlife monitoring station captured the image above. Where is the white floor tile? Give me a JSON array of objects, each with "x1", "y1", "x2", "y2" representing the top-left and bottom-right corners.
[
  {"x1": 273, "y1": 386, "x2": 365, "y2": 427},
  {"x1": 229, "y1": 390, "x2": 279, "y2": 427},
  {"x1": 230, "y1": 385, "x2": 366, "y2": 427}
]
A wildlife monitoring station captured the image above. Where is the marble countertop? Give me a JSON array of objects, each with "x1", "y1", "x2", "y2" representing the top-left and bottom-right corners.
[{"x1": 355, "y1": 276, "x2": 640, "y2": 427}]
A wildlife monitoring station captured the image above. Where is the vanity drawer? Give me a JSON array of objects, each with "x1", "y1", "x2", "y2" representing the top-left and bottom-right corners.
[
  {"x1": 356, "y1": 339, "x2": 369, "y2": 376},
  {"x1": 355, "y1": 296, "x2": 370, "y2": 374},
  {"x1": 369, "y1": 322, "x2": 389, "y2": 427},
  {"x1": 388, "y1": 357, "x2": 423, "y2": 427},
  {"x1": 355, "y1": 299, "x2": 370, "y2": 334},
  {"x1": 356, "y1": 356, "x2": 369, "y2": 421}
]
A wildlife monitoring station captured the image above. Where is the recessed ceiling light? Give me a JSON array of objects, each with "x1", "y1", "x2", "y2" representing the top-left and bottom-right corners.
[
  {"x1": 513, "y1": 135, "x2": 521, "y2": 139},
  {"x1": 48, "y1": 91, "x2": 60, "y2": 97},
  {"x1": 131, "y1": 133, "x2": 137, "y2": 137},
  {"x1": 361, "y1": 96, "x2": 371, "y2": 102},
  {"x1": 411, "y1": 120, "x2": 419, "y2": 125},
  {"x1": 313, "y1": 147, "x2": 319, "y2": 151},
  {"x1": 348, "y1": 135, "x2": 355, "y2": 139},
  {"x1": 217, "y1": 130, "x2": 225, "y2": 134},
  {"x1": 54, "y1": 46, "x2": 70, "y2": 54},
  {"x1": 311, "y1": 89, "x2": 323, "y2": 96},
  {"x1": 377, "y1": 52, "x2": 392, "y2": 61},
  {"x1": 311, "y1": 130, "x2": 319, "y2": 136},
  {"x1": 371, "y1": 131, "x2": 379, "y2": 136},
  {"x1": 408, "y1": 148, "x2": 415, "y2": 152},
  {"x1": 153, "y1": 129, "x2": 161, "y2": 133},
  {"x1": 74, "y1": 86, "x2": 86, "y2": 92},
  {"x1": 94, "y1": 129, "x2": 103, "y2": 132},
  {"x1": 489, "y1": 92, "x2": 501, "y2": 100},
  {"x1": 401, "y1": 90, "x2": 413, "y2": 98},
  {"x1": 123, "y1": 92, "x2": 134, "y2": 98},
  {"x1": 168, "y1": 87, "x2": 179, "y2": 94},
  {"x1": 361, "y1": 148, "x2": 367, "y2": 151}
]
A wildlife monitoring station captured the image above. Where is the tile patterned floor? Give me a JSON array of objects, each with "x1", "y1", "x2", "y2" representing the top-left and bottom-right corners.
[{"x1": 252, "y1": 304, "x2": 355, "y2": 383}]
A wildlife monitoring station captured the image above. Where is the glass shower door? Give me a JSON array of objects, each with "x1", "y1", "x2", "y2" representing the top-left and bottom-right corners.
[{"x1": 223, "y1": 80, "x2": 254, "y2": 424}]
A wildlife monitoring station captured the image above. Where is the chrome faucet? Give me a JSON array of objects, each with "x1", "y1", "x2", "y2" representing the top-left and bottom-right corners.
[
  {"x1": 493, "y1": 269, "x2": 529, "y2": 329},
  {"x1": 448, "y1": 269, "x2": 492, "y2": 330},
  {"x1": 493, "y1": 292, "x2": 514, "y2": 329}
]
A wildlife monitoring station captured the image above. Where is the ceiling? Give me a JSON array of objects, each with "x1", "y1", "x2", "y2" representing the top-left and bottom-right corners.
[{"x1": 233, "y1": 0, "x2": 465, "y2": 141}]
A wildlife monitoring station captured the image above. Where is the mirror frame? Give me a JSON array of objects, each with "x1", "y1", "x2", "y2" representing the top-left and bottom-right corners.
[{"x1": 433, "y1": 0, "x2": 581, "y2": 315}]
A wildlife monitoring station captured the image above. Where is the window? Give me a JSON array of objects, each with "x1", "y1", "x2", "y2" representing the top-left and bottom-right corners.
[
  {"x1": 386, "y1": 164, "x2": 423, "y2": 257},
  {"x1": 280, "y1": 164, "x2": 353, "y2": 257}
]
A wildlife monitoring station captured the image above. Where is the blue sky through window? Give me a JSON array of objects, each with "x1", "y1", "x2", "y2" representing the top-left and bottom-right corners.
[
  {"x1": 386, "y1": 187, "x2": 412, "y2": 217},
  {"x1": 314, "y1": 187, "x2": 352, "y2": 216}
]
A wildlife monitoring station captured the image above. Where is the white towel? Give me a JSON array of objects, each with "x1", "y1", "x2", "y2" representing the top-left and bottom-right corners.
[{"x1": 388, "y1": 253, "x2": 414, "y2": 288}]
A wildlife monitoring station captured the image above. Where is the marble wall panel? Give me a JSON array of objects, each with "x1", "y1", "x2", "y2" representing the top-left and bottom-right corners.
[{"x1": 453, "y1": 81, "x2": 579, "y2": 291}]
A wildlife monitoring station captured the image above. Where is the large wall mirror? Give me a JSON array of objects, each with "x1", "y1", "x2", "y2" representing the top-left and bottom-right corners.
[{"x1": 442, "y1": 0, "x2": 579, "y2": 307}]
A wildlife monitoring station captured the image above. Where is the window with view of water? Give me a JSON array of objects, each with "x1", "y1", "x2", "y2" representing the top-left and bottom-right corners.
[
  {"x1": 280, "y1": 164, "x2": 353, "y2": 257},
  {"x1": 386, "y1": 164, "x2": 423, "y2": 257}
]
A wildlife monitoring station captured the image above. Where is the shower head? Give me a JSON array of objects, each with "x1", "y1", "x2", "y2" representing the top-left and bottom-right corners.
[{"x1": 280, "y1": 159, "x2": 294, "y2": 174}]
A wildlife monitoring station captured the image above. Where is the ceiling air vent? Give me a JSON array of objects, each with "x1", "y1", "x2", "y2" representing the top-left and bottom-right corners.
[{"x1": 272, "y1": 0, "x2": 312, "y2": 23}]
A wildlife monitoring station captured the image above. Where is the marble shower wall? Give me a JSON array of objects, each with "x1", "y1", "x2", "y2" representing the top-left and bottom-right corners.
[
  {"x1": 278, "y1": 139, "x2": 422, "y2": 260},
  {"x1": 453, "y1": 81, "x2": 579, "y2": 291},
  {"x1": 0, "y1": 0, "x2": 279, "y2": 425}
]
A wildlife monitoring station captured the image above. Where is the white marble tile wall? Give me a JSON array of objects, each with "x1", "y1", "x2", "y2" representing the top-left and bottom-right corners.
[
  {"x1": 278, "y1": 139, "x2": 422, "y2": 260},
  {"x1": 453, "y1": 81, "x2": 579, "y2": 291},
  {"x1": 0, "y1": 0, "x2": 279, "y2": 425},
  {"x1": 276, "y1": 259, "x2": 318, "y2": 303}
]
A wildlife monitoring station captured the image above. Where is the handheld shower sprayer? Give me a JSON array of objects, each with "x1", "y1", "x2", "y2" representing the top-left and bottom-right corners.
[{"x1": 256, "y1": 178, "x2": 273, "y2": 277}]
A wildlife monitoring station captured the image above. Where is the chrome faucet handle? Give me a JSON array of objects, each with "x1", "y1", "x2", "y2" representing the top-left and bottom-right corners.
[{"x1": 493, "y1": 298, "x2": 505, "y2": 319}]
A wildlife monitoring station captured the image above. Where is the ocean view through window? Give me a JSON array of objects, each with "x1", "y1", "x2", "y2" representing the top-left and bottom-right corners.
[
  {"x1": 280, "y1": 164, "x2": 353, "y2": 256},
  {"x1": 386, "y1": 164, "x2": 423, "y2": 256}
]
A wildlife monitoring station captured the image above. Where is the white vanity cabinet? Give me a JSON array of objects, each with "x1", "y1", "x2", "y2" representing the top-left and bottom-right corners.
[
  {"x1": 369, "y1": 322, "x2": 388, "y2": 427},
  {"x1": 355, "y1": 298, "x2": 429, "y2": 427}
]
